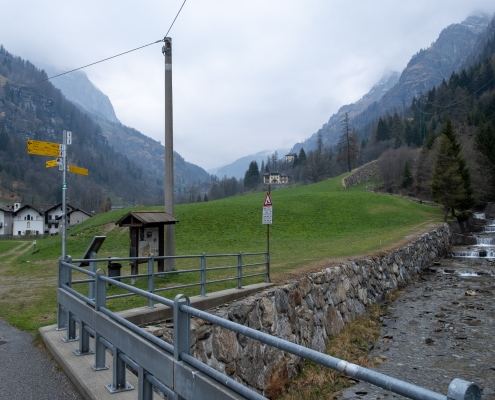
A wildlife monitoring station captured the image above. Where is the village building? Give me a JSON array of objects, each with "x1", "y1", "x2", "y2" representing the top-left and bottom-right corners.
[
  {"x1": 262, "y1": 172, "x2": 292, "y2": 185},
  {"x1": 285, "y1": 153, "x2": 297, "y2": 163},
  {"x1": 0, "y1": 204, "x2": 13, "y2": 235},
  {"x1": 1, "y1": 202, "x2": 92, "y2": 236}
]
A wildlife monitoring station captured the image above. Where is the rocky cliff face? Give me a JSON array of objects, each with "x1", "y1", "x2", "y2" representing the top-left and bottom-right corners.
[
  {"x1": 294, "y1": 13, "x2": 493, "y2": 152},
  {"x1": 40, "y1": 66, "x2": 119, "y2": 123},
  {"x1": 39, "y1": 64, "x2": 210, "y2": 188}
]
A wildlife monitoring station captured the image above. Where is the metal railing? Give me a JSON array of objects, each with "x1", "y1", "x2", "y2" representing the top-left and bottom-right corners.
[
  {"x1": 70, "y1": 251, "x2": 269, "y2": 304},
  {"x1": 56, "y1": 257, "x2": 481, "y2": 400}
]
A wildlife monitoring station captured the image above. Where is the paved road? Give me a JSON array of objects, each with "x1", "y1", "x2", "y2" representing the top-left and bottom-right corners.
[
  {"x1": 0, "y1": 318, "x2": 82, "y2": 400},
  {"x1": 340, "y1": 257, "x2": 495, "y2": 399}
]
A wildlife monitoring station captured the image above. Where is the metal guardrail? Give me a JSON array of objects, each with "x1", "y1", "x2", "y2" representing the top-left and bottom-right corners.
[
  {"x1": 56, "y1": 257, "x2": 482, "y2": 400},
  {"x1": 69, "y1": 251, "x2": 269, "y2": 303}
]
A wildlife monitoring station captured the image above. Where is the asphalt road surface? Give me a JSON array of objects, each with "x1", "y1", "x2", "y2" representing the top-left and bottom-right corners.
[{"x1": 0, "y1": 318, "x2": 82, "y2": 400}]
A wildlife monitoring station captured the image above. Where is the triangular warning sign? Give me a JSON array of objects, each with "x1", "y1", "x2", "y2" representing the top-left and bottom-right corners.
[{"x1": 264, "y1": 192, "x2": 272, "y2": 206}]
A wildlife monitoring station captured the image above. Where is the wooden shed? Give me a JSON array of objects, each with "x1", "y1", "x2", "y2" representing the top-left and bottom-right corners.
[{"x1": 116, "y1": 211, "x2": 178, "y2": 274}]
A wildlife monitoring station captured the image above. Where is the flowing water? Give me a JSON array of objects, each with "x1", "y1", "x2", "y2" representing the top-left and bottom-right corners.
[{"x1": 341, "y1": 211, "x2": 495, "y2": 399}]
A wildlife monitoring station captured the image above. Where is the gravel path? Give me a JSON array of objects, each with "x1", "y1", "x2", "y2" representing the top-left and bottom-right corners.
[
  {"x1": 0, "y1": 318, "x2": 82, "y2": 400},
  {"x1": 340, "y1": 257, "x2": 495, "y2": 399}
]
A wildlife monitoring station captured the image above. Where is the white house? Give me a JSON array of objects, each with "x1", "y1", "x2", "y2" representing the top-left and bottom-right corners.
[
  {"x1": 4, "y1": 202, "x2": 92, "y2": 236},
  {"x1": 43, "y1": 204, "x2": 75, "y2": 235},
  {"x1": 0, "y1": 204, "x2": 13, "y2": 235},
  {"x1": 12, "y1": 204, "x2": 45, "y2": 236}
]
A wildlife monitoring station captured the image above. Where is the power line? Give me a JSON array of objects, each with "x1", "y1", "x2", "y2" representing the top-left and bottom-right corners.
[
  {"x1": 25, "y1": 0, "x2": 187, "y2": 88},
  {"x1": 165, "y1": 0, "x2": 187, "y2": 38},
  {"x1": 25, "y1": 40, "x2": 163, "y2": 87}
]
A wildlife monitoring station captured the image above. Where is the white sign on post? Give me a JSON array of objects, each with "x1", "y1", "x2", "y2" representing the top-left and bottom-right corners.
[{"x1": 262, "y1": 192, "x2": 273, "y2": 225}]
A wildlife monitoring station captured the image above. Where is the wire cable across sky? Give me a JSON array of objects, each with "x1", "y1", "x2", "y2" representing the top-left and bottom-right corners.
[{"x1": 26, "y1": 0, "x2": 187, "y2": 88}]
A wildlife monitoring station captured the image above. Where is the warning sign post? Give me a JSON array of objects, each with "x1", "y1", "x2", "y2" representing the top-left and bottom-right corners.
[{"x1": 262, "y1": 191, "x2": 272, "y2": 282}]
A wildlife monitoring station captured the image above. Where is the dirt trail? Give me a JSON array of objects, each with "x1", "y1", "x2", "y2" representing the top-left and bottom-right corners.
[{"x1": 0, "y1": 241, "x2": 31, "y2": 257}]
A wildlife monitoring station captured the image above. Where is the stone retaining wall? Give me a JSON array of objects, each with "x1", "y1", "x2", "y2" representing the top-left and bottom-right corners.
[
  {"x1": 342, "y1": 160, "x2": 378, "y2": 188},
  {"x1": 155, "y1": 224, "x2": 451, "y2": 399}
]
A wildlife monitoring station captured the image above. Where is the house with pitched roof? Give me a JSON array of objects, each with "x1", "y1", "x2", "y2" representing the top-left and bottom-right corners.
[
  {"x1": 5, "y1": 202, "x2": 92, "y2": 236},
  {"x1": 0, "y1": 203, "x2": 13, "y2": 235}
]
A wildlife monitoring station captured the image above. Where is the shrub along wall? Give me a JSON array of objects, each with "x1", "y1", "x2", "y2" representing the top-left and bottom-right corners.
[{"x1": 157, "y1": 224, "x2": 451, "y2": 399}]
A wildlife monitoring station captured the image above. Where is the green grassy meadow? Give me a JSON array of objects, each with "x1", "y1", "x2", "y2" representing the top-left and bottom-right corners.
[{"x1": 0, "y1": 175, "x2": 444, "y2": 332}]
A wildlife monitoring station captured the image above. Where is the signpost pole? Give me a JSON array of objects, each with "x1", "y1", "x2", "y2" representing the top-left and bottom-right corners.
[
  {"x1": 267, "y1": 185, "x2": 270, "y2": 281},
  {"x1": 62, "y1": 131, "x2": 67, "y2": 260}
]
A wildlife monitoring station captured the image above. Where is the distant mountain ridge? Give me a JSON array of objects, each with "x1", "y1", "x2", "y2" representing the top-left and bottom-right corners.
[
  {"x1": 292, "y1": 12, "x2": 494, "y2": 152},
  {"x1": 39, "y1": 64, "x2": 120, "y2": 123},
  {"x1": 210, "y1": 148, "x2": 289, "y2": 180},
  {"x1": 39, "y1": 64, "x2": 210, "y2": 188}
]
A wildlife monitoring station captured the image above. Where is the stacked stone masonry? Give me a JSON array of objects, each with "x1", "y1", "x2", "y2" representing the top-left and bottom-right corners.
[
  {"x1": 342, "y1": 160, "x2": 378, "y2": 188},
  {"x1": 157, "y1": 224, "x2": 451, "y2": 399}
]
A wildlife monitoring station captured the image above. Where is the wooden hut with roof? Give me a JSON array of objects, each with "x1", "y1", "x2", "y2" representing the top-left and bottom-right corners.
[{"x1": 116, "y1": 211, "x2": 178, "y2": 274}]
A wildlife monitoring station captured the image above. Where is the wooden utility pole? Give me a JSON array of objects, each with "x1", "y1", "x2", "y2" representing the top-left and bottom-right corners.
[{"x1": 163, "y1": 37, "x2": 175, "y2": 271}]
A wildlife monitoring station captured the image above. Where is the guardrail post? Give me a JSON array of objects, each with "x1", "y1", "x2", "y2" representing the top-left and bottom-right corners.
[
  {"x1": 57, "y1": 257, "x2": 67, "y2": 330},
  {"x1": 88, "y1": 251, "x2": 97, "y2": 299},
  {"x1": 237, "y1": 252, "x2": 242, "y2": 289},
  {"x1": 200, "y1": 253, "x2": 206, "y2": 297},
  {"x1": 75, "y1": 322, "x2": 93, "y2": 356},
  {"x1": 62, "y1": 257, "x2": 77, "y2": 342},
  {"x1": 138, "y1": 366, "x2": 153, "y2": 400},
  {"x1": 147, "y1": 254, "x2": 155, "y2": 309},
  {"x1": 106, "y1": 350, "x2": 133, "y2": 393},
  {"x1": 93, "y1": 333, "x2": 108, "y2": 371},
  {"x1": 174, "y1": 294, "x2": 190, "y2": 400},
  {"x1": 63, "y1": 312, "x2": 78, "y2": 342}
]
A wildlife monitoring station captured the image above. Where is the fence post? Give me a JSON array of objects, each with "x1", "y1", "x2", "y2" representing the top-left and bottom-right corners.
[
  {"x1": 57, "y1": 257, "x2": 67, "y2": 330},
  {"x1": 200, "y1": 252, "x2": 206, "y2": 297},
  {"x1": 88, "y1": 251, "x2": 97, "y2": 299},
  {"x1": 237, "y1": 252, "x2": 242, "y2": 289},
  {"x1": 147, "y1": 254, "x2": 155, "y2": 309}
]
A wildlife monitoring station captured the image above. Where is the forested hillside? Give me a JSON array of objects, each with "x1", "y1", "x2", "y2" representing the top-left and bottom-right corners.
[
  {"x1": 366, "y1": 14, "x2": 495, "y2": 205},
  {"x1": 0, "y1": 45, "x2": 163, "y2": 210}
]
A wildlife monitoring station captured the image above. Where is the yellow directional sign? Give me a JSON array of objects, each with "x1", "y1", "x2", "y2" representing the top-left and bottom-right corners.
[
  {"x1": 27, "y1": 140, "x2": 60, "y2": 157},
  {"x1": 46, "y1": 160, "x2": 58, "y2": 168},
  {"x1": 68, "y1": 165, "x2": 89, "y2": 176}
]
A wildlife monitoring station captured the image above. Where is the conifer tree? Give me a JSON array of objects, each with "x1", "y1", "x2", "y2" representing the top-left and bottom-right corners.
[
  {"x1": 298, "y1": 148, "x2": 307, "y2": 164},
  {"x1": 474, "y1": 122, "x2": 495, "y2": 198},
  {"x1": 243, "y1": 161, "x2": 260, "y2": 190},
  {"x1": 401, "y1": 161, "x2": 413, "y2": 188},
  {"x1": 431, "y1": 119, "x2": 474, "y2": 221}
]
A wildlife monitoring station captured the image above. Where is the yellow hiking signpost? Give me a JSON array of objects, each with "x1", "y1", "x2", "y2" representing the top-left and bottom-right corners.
[
  {"x1": 26, "y1": 131, "x2": 88, "y2": 260},
  {"x1": 68, "y1": 165, "x2": 89, "y2": 176},
  {"x1": 46, "y1": 159, "x2": 58, "y2": 168},
  {"x1": 27, "y1": 140, "x2": 61, "y2": 157}
]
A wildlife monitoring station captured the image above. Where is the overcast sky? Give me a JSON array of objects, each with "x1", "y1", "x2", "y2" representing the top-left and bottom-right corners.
[{"x1": 2, "y1": 1, "x2": 495, "y2": 171}]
